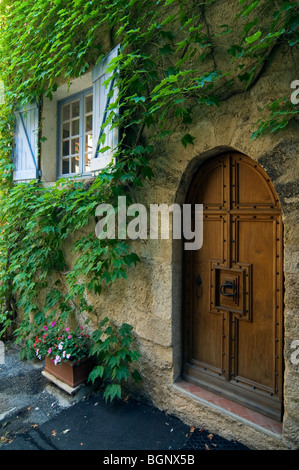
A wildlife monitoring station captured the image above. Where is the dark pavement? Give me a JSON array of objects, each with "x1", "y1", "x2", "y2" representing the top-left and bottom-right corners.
[
  {"x1": 0, "y1": 342, "x2": 251, "y2": 454},
  {"x1": 0, "y1": 391, "x2": 250, "y2": 452}
]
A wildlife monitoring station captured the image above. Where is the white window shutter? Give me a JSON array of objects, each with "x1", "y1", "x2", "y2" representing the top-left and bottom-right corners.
[
  {"x1": 90, "y1": 45, "x2": 120, "y2": 173},
  {"x1": 13, "y1": 102, "x2": 40, "y2": 181}
]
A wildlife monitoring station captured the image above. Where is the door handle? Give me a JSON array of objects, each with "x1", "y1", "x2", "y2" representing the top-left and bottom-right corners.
[{"x1": 219, "y1": 280, "x2": 237, "y2": 297}]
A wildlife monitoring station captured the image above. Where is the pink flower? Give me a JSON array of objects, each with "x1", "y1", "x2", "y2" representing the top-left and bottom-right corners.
[
  {"x1": 43, "y1": 326, "x2": 48, "y2": 330},
  {"x1": 52, "y1": 321, "x2": 56, "y2": 327},
  {"x1": 68, "y1": 335, "x2": 71, "y2": 339},
  {"x1": 65, "y1": 327, "x2": 69, "y2": 332},
  {"x1": 48, "y1": 348, "x2": 51, "y2": 354}
]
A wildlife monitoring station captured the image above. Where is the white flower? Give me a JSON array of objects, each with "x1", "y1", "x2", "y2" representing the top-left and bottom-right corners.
[
  {"x1": 66, "y1": 354, "x2": 71, "y2": 359},
  {"x1": 54, "y1": 355, "x2": 61, "y2": 365},
  {"x1": 58, "y1": 342, "x2": 64, "y2": 350}
]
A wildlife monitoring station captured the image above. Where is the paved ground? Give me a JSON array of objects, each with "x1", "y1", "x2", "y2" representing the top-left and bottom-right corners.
[{"x1": 0, "y1": 342, "x2": 251, "y2": 452}]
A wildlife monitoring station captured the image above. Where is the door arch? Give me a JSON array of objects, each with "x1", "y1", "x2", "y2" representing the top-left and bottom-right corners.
[{"x1": 183, "y1": 152, "x2": 283, "y2": 421}]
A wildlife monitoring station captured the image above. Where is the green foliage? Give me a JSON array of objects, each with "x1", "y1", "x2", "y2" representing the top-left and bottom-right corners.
[
  {"x1": 32, "y1": 321, "x2": 91, "y2": 364},
  {"x1": 0, "y1": 176, "x2": 140, "y2": 347},
  {"x1": 88, "y1": 317, "x2": 142, "y2": 402},
  {"x1": 251, "y1": 97, "x2": 298, "y2": 139},
  {"x1": 0, "y1": 101, "x2": 14, "y2": 189},
  {"x1": 0, "y1": 0, "x2": 297, "y2": 379}
]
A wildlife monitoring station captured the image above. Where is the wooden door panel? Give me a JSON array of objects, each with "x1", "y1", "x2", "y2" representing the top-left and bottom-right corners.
[
  {"x1": 192, "y1": 289, "x2": 222, "y2": 369},
  {"x1": 183, "y1": 152, "x2": 283, "y2": 421},
  {"x1": 234, "y1": 217, "x2": 280, "y2": 391},
  {"x1": 237, "y1": 319, "x2": 274, "y2": 389},
  {"x1": 190, "y1": 157, "x2": 229, "y2": 210},
  {"x1": 196, "y1": 162, "x2": 225, "y2": 208},
  {"x1": 192, "y1": 216, "x2": 226, "y2": 370},
  {"x1": 232, "y1": 158, "x2": 276, "y2": 208}
]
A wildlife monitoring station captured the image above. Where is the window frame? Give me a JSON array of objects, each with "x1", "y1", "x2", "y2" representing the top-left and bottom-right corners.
[{"x1": 57, "y1": 86, "x2": 93, "y2": 178}]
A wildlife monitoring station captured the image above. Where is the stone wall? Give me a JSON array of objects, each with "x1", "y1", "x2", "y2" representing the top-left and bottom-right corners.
[
  {"x1": 60, "y1": 43, "x2": 299, "y2": 450},
  {"x1": 40, "y1": 2, "x2": 299, "y2": 450}
]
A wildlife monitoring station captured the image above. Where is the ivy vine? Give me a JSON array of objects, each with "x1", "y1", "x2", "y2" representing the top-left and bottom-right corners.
[{"x1": 0, "y1": 1, "x2": 297, "y2": 375}]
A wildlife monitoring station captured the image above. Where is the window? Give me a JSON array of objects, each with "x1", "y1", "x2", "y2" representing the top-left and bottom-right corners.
[
  {"x1": 58, "y1": 88, "x2": 93, "y2": 176},
  {"x1": 13, "y1": 44, "x2": 120, "y2": 183},
  {"x1": 57, "y1": 44, "x2": 119, "y2": 178}
]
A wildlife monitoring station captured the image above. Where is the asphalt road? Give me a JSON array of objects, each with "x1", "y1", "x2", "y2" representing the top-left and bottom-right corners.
[{"x1": 0, "y1": 342, "x2": 250, "y2": 453}]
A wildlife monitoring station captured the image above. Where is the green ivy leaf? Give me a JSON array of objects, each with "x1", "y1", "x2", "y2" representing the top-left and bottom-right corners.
[
  {"x1": 245, "y1": 30, "x2": 262, "y2": 43},
  {"x1": 181, "y1": 133, "x2": 195, "y2": 147},
  {"x1": 130, "y1": 95, "x2": 146, "y2": 103},
  {"x1": 159, "y1": 44, "x2": 174, "y2": 55},
  {"x1": 88, "y1": 365, "x2": 105, "y2": 383},
  {"x1": 103, "y1": 384, "x2": 122, "y2": 403}
]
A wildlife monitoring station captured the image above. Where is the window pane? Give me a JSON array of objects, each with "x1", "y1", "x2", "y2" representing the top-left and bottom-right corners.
[
  {"x1": 85, "y1": 134, "x2": 93, "y2": 153},
  {"x1": 71, "y1": 156, "x2": 79, "y2": 173},
  {"x1": 85, "y1": 153, "x2": 91, "y2": 172},
  {"x1": 62, "y1": 140, "x2": 69, "y2": 157},
  {"x1": 85, "y1": 95, "x2": 93, "y2": 113},
  {"x1": 71, "y1": 138, "x2": 79, "y2": 155},
  {"x1": 71, "y1": 100, "x2": 80, "y2": 118},
  {"x1": 62, "y1": 104, "x2": 70, "y2": 121},
  {"x1": 63, "y1": 122, "x2": 70, "y2": 139},
  {"x1": 62, "y1": 159, "x2": 69, "y2": 174},
  {"x1": 72, "y1": 119, "x2": 79, "y2": 136},
  {"x1": 85, "y1": 114, "x2": 92, "y2": 132},
  {"x1": 59, "y1": 92, "x2": 93, "y2": 175}
]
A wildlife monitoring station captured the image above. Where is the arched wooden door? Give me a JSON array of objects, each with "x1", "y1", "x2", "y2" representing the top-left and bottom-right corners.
[{"x1": 183, "y1": 153, "x2": 283, "y2": 421}]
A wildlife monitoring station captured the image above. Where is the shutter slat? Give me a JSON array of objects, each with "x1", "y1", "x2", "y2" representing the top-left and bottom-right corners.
[
  {"x1": 13, "y1": 102, "x2": 39, "y2": 182},
  {"x1": 93, "y1": 75, "x2": 115, "y2": 159},
  {"x1": 90, "y1": 45, "x2": 120, "y2": 173},
  {"x1": 19, "y1": 111, "x2": 38, "y2": 168}
]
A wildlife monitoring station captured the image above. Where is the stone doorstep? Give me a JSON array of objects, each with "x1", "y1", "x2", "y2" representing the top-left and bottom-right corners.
[{"x1": 173, "y1": 379, "x2": 283, "y2": 437}]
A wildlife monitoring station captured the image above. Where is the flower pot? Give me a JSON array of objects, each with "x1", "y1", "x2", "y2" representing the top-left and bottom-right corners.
[{"x1": 44, "y1": 356, "x2": 92, "y2": 389}]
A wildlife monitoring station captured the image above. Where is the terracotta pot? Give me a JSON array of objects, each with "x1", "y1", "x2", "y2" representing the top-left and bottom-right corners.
[{"x1": 44, "y1": 356, "x2": 92, "y2": 388}]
